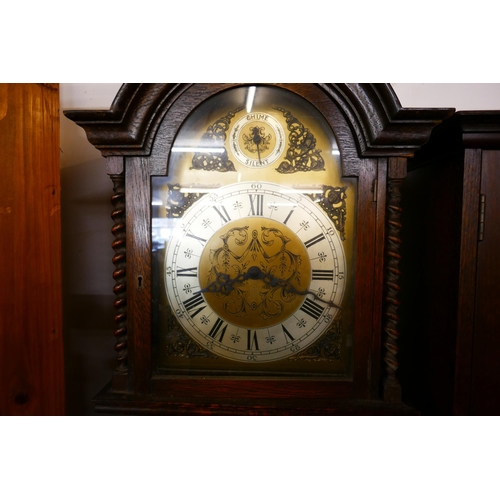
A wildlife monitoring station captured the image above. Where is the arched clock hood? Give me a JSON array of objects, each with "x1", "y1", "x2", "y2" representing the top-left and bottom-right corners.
[{"x1": 64, "y1": 83, "x2": 454, "y2": 158}]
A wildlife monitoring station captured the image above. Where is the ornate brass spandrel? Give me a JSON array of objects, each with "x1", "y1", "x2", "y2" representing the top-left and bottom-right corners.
[
  {"x1": 288, "y1": 314, "x2": 342, "y2": 362},
  {"x1": 274, "y1": 106, "x2": 325, "y2": 173},
  {"x1": 191, "y1": 107, "x2": 244, "y2": 172},
  {"x1": 163, "y1": 183, "x2": 204, "y2": 219},
  {"x1": 164, "y1": 304, "x2": 218, "y2": 359},
  {"x1": 306, "y1": 185, "x2": 348, "y2": 240}
]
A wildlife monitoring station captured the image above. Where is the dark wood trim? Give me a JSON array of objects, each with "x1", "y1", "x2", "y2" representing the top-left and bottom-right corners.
[
  {"x1": 459, "y1": 111, "x2": 500, "y2": 148},
  {"x1": 93, "y1": 382, "x2": 417, "y2": 415},
  {"x1": 351, "y1": 158, "x2": 378, "y2": 399},
  {"x1": 453, "y1": 149, "x2": 482, "y2": 415},
  {"x1": 126, "y1": 157, "x2": 153, "y2": 394},
  {"x1": 151, "y1": 377, "x2": 353, "y2": 400},
  {"x1": 371, "y1": 158, "x2": 387, "y2": 396}
]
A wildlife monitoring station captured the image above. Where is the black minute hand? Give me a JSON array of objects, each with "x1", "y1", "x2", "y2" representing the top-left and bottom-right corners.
[
  {"x1": 199, "y1": 272, "x2": 243, "y2": 295},
  {"x1": 199, "y1": 266, "x2": 263, "y2": 294},
  {"x1": 259, "y1": 269, "x2": 340, "y2": 309}
]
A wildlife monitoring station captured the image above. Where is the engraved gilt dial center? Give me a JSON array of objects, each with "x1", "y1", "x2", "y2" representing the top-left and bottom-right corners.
[{"x1": 199, "y1": 217, "x2": 311, "y2": 329}]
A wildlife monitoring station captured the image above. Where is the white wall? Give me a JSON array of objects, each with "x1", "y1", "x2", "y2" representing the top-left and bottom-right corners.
[{"x1": 391, "y1": 83, "x2": 500, "y2": 111}]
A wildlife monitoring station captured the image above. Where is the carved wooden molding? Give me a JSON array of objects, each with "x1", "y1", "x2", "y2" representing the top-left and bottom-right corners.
[
  {"x1": 110, "y1": 172, "x2": 127, "y2": 370},
  {"x1": 382, "y1": 158, "x2": 407, "y2": 403},
  {"x1": 64, "y1": 84, "x2": 189, "y2": 156},
  {"x1": 454, "y1": 111, "x2": 500, "y2": 148},
  {"x1": 64, "y1": 84, "x2": 454, "y2": 158},
  {"x1": 319, "y1": 84, "x2": 454, "y2": 157}
]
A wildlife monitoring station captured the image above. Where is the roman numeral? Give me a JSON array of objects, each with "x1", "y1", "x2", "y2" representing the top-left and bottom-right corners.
[
  {"x1": 300, "y1": 298, "x2": 324, "y2": 320},
  {"x1": 208, "y1": 317, "x2": 227, "y2": 342},
  {"x1": 311, "y1": 269, "x2": 334, "y2": 281},
  {"x1": 304, "y1": 233, "x2": 325, "y2": 248},
  {"x1": 248, "y1": 194, "x2": 264, "y2": 216},
  {"x1": 283, "y1": 207, "x2": 295, "y2": 225},
  {"x1": 281, "y1": 325, "x2": 295, "y2": 344},
  {"x1": 213, "y1": 205, "x2": 231, "y2": 225},
  {"x1": 182, "y1": 292, "x2": 205, "y2": 318},
  {"x1": 176, "y1": 267, "x2": 198, "y2": 277},
  {"x1": 186, "y1": 232, "x2": 207, "y2": 245},
  {"x1": 247, "y1": 330, "x2": 259, "y2": 350}
]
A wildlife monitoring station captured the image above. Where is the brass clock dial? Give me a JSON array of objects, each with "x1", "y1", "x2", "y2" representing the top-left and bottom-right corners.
[
  {"x1": 229, "y1": 112, "x2": 285, "y2": 168},
  {"x1": 153, "y1": 84, "x2": 355, "y2": 374},
  {"x1": 164, "y1": 181, "x2": 346, "y2": 363}
]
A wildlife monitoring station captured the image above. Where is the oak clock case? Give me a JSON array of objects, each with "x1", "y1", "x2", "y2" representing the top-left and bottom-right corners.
[
  {"x1": 152, "y1": 86, "x2": 357, "y2": 376},
  {"x1": 63, "y1": 83, "x2": 456, "y2": 414}
]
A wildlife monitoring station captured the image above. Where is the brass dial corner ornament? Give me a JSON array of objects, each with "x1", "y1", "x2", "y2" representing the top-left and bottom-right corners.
[
  {"x1": 274, "y1": 106, "x2": 325, "y2": 174},
  {"x1": 191, "y1": 107, "x2": 244, "y2": 172},
  {"x1": 164, "y1": 181, "x2": 347, "y2": 363}
]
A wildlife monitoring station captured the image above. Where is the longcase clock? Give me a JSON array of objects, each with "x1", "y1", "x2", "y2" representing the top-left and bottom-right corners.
[{"x1": 65, "y1": 84, "x2": 453, "y2": 415}]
